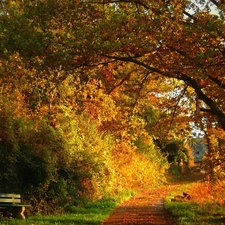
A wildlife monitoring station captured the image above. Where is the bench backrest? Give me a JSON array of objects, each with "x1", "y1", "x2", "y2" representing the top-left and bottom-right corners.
[{"x1": 0, "y1": 193, "x2": 21, "y2": 204}]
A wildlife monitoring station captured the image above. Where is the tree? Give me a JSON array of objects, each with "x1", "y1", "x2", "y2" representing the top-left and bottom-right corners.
[
  {"x1": 2, "y1": 1, "x2": 225, "y2": 132},
  {"x1": 2, "y1": 0, "x2": 225, "y2": 210},
  {"x1": 90, "y1": 1, "x2": 225, "y2": 130}
]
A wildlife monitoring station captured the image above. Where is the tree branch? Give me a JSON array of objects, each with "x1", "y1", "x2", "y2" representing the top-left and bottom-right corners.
[
  {"x1": 94, "y1": 0, "x2": 149, "y2": 9},
  {"x1": 208, "y1": 74, "x2": 225, "y2": 89},
  {"x1": 200, "y1": 108, "x2": 212, "y2": 113},
  {"x1": 131, "y1": 72, "x2": 151, "y2": 113},
  {"x1": 210, "y1": 0, "x2": 218, "y2": 7},
  {"x1": 107, "y1": 70, "x2": 133, "y2": 94},
  {"x1": 167, "y1": 45, "x2": 225, "y2": 91},
  {"x1": 102, "y1": 54, "x2": 169, "y2": 76},
  {"x1": 179, "y1": 73, "x2": 225, "y2": 129},
  {"x1": 168, "y1": 85, "x2": 188, "y2": 133},
  {"x1": 183, "y1": 10, "x2": 196, "y2": 21},
  {"x1": 103, "y1": 54, "x2": 225, "y2": 130}
]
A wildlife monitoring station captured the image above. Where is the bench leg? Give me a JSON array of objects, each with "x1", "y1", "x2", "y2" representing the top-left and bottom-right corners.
[{"x1": 12, "y1": 207, "x2": 26, "y2": 219}]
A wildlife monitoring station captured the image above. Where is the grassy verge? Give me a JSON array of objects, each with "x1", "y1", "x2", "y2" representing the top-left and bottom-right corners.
[
  {"x1": 165, "y1": 183, "x2": 225, "y2": 225},
  {"x1": 0, "y1": 190, "x2": 135, "y2": 225}
]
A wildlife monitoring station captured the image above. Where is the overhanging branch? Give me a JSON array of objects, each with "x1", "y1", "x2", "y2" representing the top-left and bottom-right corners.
[{"x1": 103, "y1": 54, "x2": 225, "y2": 130}]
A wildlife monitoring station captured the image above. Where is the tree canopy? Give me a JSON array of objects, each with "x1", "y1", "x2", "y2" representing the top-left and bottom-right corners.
[{"x1": 1, "y1": 0, "x2": 225, "y2": 213}]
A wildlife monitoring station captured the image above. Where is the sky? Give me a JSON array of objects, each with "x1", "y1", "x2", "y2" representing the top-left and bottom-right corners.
[{"x1": 186, "y1": 0, "x2": 220, "y2": 16}]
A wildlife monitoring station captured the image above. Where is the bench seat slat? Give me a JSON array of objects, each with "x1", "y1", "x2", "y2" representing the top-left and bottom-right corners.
[
  {"x1": 0, "y1": 199, "x2": 21, "y2": 203},
  {"x1": 0, "y1": 204, "x2": 31, "y2": 207},
  {"x1": 0, "y1": 194, "x2": 21, "y2": 198},
  {"x1": 0, "y1": 193, "x2": 21, "y2": 204}
]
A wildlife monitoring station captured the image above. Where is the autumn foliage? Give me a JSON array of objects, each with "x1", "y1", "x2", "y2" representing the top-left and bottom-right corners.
[
  {"x1": 0, "y1": 78, "x2": 169, "y2": 214},
  {"x1": 189, "y1": 181, "x2": 225, "y2": 213},
  {"x1": 1, "y1": 0, "x2": 225, "y2": 215}
]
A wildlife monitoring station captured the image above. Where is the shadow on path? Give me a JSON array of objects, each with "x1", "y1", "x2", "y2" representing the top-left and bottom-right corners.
[{"x1": 102, "y1": 185, "x2": 180, "y2": 225}]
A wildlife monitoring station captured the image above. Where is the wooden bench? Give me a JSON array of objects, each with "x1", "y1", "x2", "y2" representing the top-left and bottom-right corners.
[{"x1": 0, "y1": 193, "x2": 31, "y2": 219}]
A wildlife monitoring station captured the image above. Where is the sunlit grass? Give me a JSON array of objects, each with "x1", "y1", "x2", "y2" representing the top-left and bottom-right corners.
[{"x1": 165, "y1": 183, "x2": 225, "y2": 225}]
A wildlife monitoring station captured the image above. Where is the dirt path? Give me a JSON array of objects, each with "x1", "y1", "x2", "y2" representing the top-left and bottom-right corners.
[{"x1": 102, "y1": 184, "x2": 180, "y2": 225}]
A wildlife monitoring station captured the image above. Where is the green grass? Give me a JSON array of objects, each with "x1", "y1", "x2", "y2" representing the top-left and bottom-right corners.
[
  {"x1": 165, "y1": 183, "x2": 225, "y2": 225},
  {"x1": 0, "y1": 201, "x2": 115, "y2": 225},
  {"x1": 0, "y1": 190, "x2": 135, "y2": 225}
]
